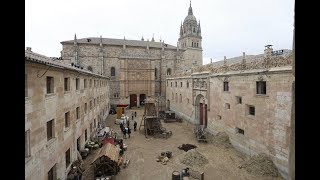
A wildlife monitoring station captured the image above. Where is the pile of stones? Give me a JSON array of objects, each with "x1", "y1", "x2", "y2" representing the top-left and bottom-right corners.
[{"x1": 180, "y1": 149, "x2": 208, "y2": 167}]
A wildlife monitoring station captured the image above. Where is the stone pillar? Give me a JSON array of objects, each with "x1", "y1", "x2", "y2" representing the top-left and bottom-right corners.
[{"x1": 137, "y1": 94, "x2": 140, "y2": 107}]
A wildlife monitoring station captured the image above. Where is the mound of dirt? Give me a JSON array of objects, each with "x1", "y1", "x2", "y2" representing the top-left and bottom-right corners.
[
  {"x1": 178, "y1": 144, "x2": 197, "y2": 152},
  {"x1": 180, "y1": 149, "x2": 208, "y2": 167},
  {"x1": 239, "y1": 153, "x2": 280, "y2": 177},
  {"x1": 206, "y1": 132, "x2": 232, "y2": 148}
]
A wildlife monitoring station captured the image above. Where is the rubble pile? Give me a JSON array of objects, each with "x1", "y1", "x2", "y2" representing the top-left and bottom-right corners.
[
  {"x1": 239, "y1": 153, "x2": 280, "y2": 177},
  {"x1": 180, "y1": 149, "x2": 208, "y2": 167},
  {"x1": 207, "y1": 132, "x2": 232, "y2": 148}
]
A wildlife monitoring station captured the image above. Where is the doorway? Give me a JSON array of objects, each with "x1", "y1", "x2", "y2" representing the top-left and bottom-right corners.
[
  {"x1": 140, "y1": 94, "x2": 146, "y2": 106},
  {"x1": 130, "y1": 94, "x2": 137, "y2": 107}
]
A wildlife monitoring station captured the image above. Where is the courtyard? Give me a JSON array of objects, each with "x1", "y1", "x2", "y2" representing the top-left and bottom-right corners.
[{"x1": 82, "y1": 108, "x2": 283, "y2": 180}]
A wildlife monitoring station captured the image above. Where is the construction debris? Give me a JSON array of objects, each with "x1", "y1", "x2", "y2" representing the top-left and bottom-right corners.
[
  {"x1": 206, "y1": 132, "x2": 232, "y2": 148},
  {"x1": 178, "y1": 144, "x2": 197, "y2": 152},
  {"x1": 156, "y1": 151, "x2": 173, "y2": 165},
  {"x1": 238, "y1": 153, "x2": 280, "y2": 177},
  {"x1": 180, "y1": 149, "x2": 208, "y2": 167}
]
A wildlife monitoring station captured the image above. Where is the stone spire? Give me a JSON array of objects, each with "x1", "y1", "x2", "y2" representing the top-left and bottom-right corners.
[
  {"x1": 74, "y1": 33, "x2": 77, "y2": 45},
  {"x1": 141, "y1": 36, "x2": 144, "y2": 41},
  {"x1": 188, "y1": 0, "x2": 193, "y2": 15}
]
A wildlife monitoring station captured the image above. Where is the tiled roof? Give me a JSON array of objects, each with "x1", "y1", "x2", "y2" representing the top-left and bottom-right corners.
[
  {"x1": 61, "y1": 37, "x2": 177, "y2": 49},
  {"x1": 25, "y1": 50, "x2": 107, "y2": 78}
]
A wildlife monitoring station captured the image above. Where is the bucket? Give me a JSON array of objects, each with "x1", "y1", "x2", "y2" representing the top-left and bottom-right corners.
[{"x1": 172, "y1": 171, "x2": 180, "y2": 180}]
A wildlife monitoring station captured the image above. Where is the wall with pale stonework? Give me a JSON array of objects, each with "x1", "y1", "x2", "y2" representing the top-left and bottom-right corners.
[
  {"x1": 25, "y1": 61, "x2": 110, "y2": 180},
  {"x1": 166, "y1": 52, "x2": 293, "y2": 179}
]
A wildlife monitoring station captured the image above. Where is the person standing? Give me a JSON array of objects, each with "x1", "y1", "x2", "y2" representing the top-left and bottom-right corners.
[
  {"x1": 133, "y1": 121, "x2": 137, "y2": 131},
  {"x1": 127, "y1": 127, "x2": 131, "y2": 138},
  {"x1": 134, "y1": 111, "x2": 137, "y2": 117}
]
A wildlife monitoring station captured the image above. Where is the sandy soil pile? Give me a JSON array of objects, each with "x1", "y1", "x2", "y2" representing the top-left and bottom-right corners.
[
  {"x1": 180, "y1": 149, "x2": 208, "y2": 167},
  {"x1": 207, "y1": 132, "x2": 232, "y2": 148},
  {"x1": 239, "y1": 153, "x2": 280, "y2": 177}
]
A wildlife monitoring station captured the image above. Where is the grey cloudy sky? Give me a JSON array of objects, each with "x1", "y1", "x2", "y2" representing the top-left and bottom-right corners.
[{"x1": 25, "y1": 0, "x2": 294, "y2": 64}]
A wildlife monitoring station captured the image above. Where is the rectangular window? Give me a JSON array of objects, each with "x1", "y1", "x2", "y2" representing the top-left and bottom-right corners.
[
  {"x1": 85, "y1": 103, "x2": 87, "y2": 114},
  {"x1": 187, "y1": 82, "x2": 189, "y2": 88},
  {"x1": 65, "y1": 148, "x2": 71, "y2": 168},
  {"x1": 171, "y1": 82, "x2": 172, "y2": 87},
  {"x1": 25, "y1": 130, "x2": 30, "y2": 157},
  {"x1": 249, "y1": 106, "x2": 255, "y2": 115},
  {"x1": 236, "y1": 127, "x2": 244, "y2": 135},
  {"x1": 223, "y1": 82, "x2": 229, "y2": 91},
  {"x1": 65, "y1": 111, "x2": 70, "y2": 128},
  {"x1": 46, "y1": 76, "x2": 54, "y2": 94},
  {"x1": 47, "y1": 119, "x2": 54, "y2": 141},
  {"x1": 64, "y1": 78, "x2": 70, "y2": 91},
  {"x1": 48, "y1": 164, "x2": 56, "y2": 180},
  {"x1": 84, "y1": 79, "x2": 87, "y2": 88},
  {"x1": 85, "y1": 129, "x2": 87, "y2": 141},
  {"x1": 90, "y1": 100, "x2": 92, "y2": 110},
  {"x1": 256, "y1": 81, "x2": 266, "y2": 95},
  {"x1": 175, "y1": 82, "x2": 177, "y2": 87},
  {"x1": 76, "y1": 107, "x2": 80, "y2": 119},
  {"x1": 76, "y1": 78, "x2": 80, "y2": 90},
  {"x1": 236, "y1": 96, "x2": 242, "y2": 104},
  {"x1": 25, "y1": 74, "x2": 28, "y2": 97},
  {"x1": 180, "y1": 82, "x2": 183, "y2": 87}
]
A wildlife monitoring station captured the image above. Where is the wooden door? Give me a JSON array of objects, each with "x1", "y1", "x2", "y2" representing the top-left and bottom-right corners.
[{"x1": 130, "y1": 94, "x2": 137, "y2": 107}]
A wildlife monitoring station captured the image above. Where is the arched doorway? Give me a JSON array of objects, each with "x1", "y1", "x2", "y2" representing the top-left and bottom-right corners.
[
  {"x1": 195, "y1": 94, "x2": 208, "y2": 127},
  {"x1": 130, "y1": 94, "x2": 137, "y2": 107},
  {"x1": 139, "y1": 94, "x2": 146, "y2": 106}
]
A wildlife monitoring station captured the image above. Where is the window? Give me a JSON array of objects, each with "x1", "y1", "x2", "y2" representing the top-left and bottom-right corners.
[
  {"x1": 111, "y1": 67, "x2": 115, "y2": 76},
  {"x1": 167, "y1": 81, "x2": 168, "y2": 86},
  {"x1": 65, "y1": 148, "x2": 71, "y2": 168},
  {"x1": 85, "y1": 103, "x2": 87, "y2": 113},
  {"x1": 236, "y1": 96, "x2": 242, "y2": 104},
  {"x1": 179, "y1": 94, "x2": 182, "y2": 103},
  {"x1": 64, "y1": 78, "x2": 70, "y2": 91},
  {"x1": 167, "y1": 68, "x2": 171, "y2": 75},
  {"x1": 90, "y1": 100, "x2": 92, "y2": 110},
  {"x1": 175, "y1": 82, "x2": 177, "y2": 87},
  {"x1": 89, "y1": 79, "x2": 92, "y2": 88},
  {"x1": 76, "y1": 107, "x2": 80, "y2": 119},
  {"x1": 76, "y1": 78, "x2": 80, "y2": 90},
  {"x1": 171, "y1": 82, "x2": 172, "y2": 87},
  {"x1": 247, "y1": 105, "x2": 255, "y2": 116},
  {"x1": 47, "y1": 119, "x2": 54, "y2": 141},
  {"x1": 25, "y1": 74, "x2": 28, "y2": 97},
  {"x1": 155, "y1": 68, "x2": 158, "y2": 79},
  {"x1": 180, "y1": 82, "x2": 183, "y2": 87},
  {"x1": 223, "y1": 81, "x2": 229, "y2": 91},
  {"x1": 65, "y1": 112, "x2": 70, "y2": 128},
  {"x1": 84, "y1": 79, "x2": 87, "y2": 88},
  {"x1": 25, "y1": 130, "x2": 30, "y2": 157},
  {"x1": 217, "y1": 115, "x2": 222, "y2": 120},
  {"x1": 175, "y1": 93, "x2": 178, "y2": 103},
  {"x1": 85, "y1": 129, "x2": 88, "y2": 142},
  {"x1": 48, "y1": 164, "x2": 56, "y2": 180},
  {"x1": 256, "y1": 81, "x2": 266, "y2": 95},
  {"x1": 225, "y1": 103, "x2": 230, "y2": 109},
  {"x1": 236, "y1": 127, "x2": 244, "y2": 135},
  {"x1": 187, "y1": 98, "x2": 189, "y2": 104},
  {"x1": 187, "y1": 81, "x2": 189, "y2": 88},
  {"x1": 46, "y1": 76, "x2": 54, "y2": 94}
]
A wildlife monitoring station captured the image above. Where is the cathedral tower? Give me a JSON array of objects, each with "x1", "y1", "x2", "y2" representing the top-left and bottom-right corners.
[{"x1": 178, "y1": 1, "x2": 203, "y2": 67}]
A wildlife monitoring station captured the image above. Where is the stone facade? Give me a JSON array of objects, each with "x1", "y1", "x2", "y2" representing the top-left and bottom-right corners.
[
  {"x1": 60, "y1": 3, "x2": 202, "y2": 108},
  {"x1": 25, "y1": 49, "x2": 110, "y2": 180},
  {"x1": 166, "y1": 47, "x2": 293, "y2": 179}
]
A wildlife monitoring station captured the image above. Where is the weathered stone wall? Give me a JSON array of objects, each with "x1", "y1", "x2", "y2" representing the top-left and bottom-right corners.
[
  {"x1": 166, "y1": 52, "x2": 293, "y2": 179},
  {"x1": 25, "y1": 62, "x2": 110, "y2": 180}
]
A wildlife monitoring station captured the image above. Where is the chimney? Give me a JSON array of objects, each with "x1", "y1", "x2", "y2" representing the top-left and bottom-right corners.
[
  {"x1": 26, "y1": 47, "x2": 32, "y2": 51},
  {"x1": 264, "y1": 45, "x2": 273, "y2": 58}
]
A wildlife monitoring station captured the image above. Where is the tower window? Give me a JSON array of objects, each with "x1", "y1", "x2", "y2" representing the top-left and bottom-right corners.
[
  {"x1": 256, "y1": 81, "x2": 266, "y2": 95},
  {"x1": 223, "y1": 82, "x2": 229, "y2": 91},
  {"x1": 167, "y1": 68, "x2": 172, "y2": 75},
  {"x1": 111, "y1": 67, "x2": 115, "y2": 76},
  {"x1": 46, "y1": 76, "x2": 54, "y2": 94},
  {"x1": 181, "y1": 82, "x2": 183, "y2": 87},
  {"x1": 236, "y1": 96, "x2": 242, "y2": 104},
  {"x1": 187, "y1": 81, "x2": 189, "y2": 88}
]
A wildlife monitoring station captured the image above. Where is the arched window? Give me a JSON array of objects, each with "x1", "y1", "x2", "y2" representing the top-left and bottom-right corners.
[
  {"x1": 87, "y1": 66, "x2": 93, "y2": 72},
  {"x1": 179, "y1": 94, "x2": 182, "y2": 103},
  {"x1": 167, "y1": 68, "x2": 171, "y2": 75},
  {"x1": 187, "y1": 81, "x2": 189, "y2": 88},
  {"x1": 192, "y1": 42, "x2": 193, "y2": 47},
  {"x1": 111, "y1": 67, "x2": 115, "y2": 76},
  {"x1": 197, "y1": 43, "x2": 199, "y2": 47},
  {"x1": 175, "y1": 93, "x2": 178, "y2": 103},
  {"x1": 155, "y1": 68, "x2": 158, "y2": 79}
]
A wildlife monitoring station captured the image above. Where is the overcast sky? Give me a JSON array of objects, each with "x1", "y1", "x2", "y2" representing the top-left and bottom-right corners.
[{"x1": 25, "y1": 0, "x2": 294, "y2": 64}]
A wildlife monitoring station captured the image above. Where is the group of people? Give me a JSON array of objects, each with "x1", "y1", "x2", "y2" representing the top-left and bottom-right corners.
[{"x1": 119, "y1": 111, "x2": 138, "y2": 139}]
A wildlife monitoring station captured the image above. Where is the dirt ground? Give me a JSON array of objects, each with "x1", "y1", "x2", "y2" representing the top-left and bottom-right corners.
[{"x1": 82, "y1": 108, "x2": 283, "y2": 180}]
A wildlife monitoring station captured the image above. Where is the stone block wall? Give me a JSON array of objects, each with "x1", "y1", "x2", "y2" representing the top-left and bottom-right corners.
[{"x1": 25, "y1": 62, "x2": 110, "y2": 180}]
